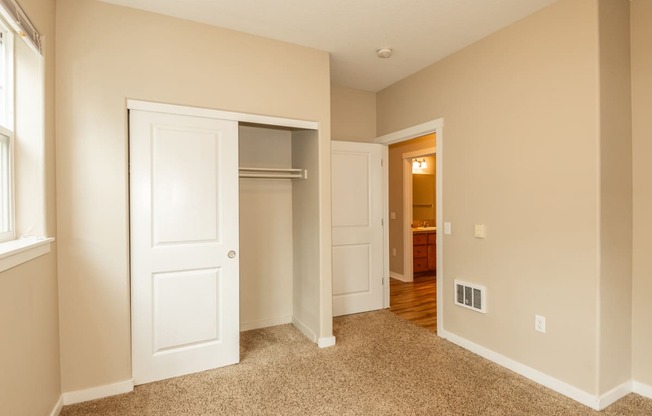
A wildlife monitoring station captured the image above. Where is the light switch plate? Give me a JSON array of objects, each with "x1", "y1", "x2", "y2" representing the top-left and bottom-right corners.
[
  {"x1": 390, "y1": 212, "x2": 396, "y2": 220},
  {"x1": 444, "y1": 222, "x2": 451, "y2": 235},
  {"x1": 474, "y1": 224, "x2": 486, "y2": 238}
]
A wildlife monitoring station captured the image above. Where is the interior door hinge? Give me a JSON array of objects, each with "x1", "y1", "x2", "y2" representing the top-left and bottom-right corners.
[{"x1": 381, "y1": 218, "x2": 384, "y2": 226}]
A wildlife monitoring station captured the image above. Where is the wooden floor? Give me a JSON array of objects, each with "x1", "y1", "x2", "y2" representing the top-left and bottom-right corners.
[{"x1": 390, "y1": 275, "x2": 437, "y2": 332}]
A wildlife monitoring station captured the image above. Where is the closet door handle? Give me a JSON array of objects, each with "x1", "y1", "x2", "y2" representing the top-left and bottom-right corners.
[{"x1": 228, "y1": 250, "x2": 236, "y2": 259}]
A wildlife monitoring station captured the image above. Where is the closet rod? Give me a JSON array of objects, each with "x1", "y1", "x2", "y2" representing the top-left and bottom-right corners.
[{"x1": 238, "y1": 167, "x2": 307, "y2": 180}]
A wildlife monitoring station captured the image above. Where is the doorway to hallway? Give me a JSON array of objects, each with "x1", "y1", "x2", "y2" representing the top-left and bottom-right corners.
[
  {"x1": 374, "y1": 119, "x2": 443, "y2": 334},
  {"x1": 390, "y1": 275, "x2": 437, "y2": 332}
]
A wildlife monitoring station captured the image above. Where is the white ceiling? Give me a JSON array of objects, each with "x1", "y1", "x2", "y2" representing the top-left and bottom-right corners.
[{"x1": 99, "y1": 0, "x2": 559, "y2": 92}]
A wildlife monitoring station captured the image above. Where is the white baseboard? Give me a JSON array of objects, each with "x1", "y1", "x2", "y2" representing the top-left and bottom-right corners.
[
  {"x1": 49, "y1": 395, "x2": 63, "y2": 416},
  {"x1": 62, "y1": 379, "x2": 134, "y2": 405},
  {"x1": 240, "y1": 315, "x2": 292, "y2": 332},
  {"x1": 389, "y1": 271, "x2": 409, "y2": 282},
  {"x1": 439, "y1": 329, "x2": 603, "y2": 410},
  {"x1": 634, "y1": 380, "x2": 652, "y2": 399},
  {"x1": 291, "y1": 316, "x2": 336, "y2": 348},
  {"x1": 599, "y1": 381, "x2": 633, "y2": 409},
  {"x1": 292, "y1": 316, "x2": 317, "y2": 343},
  {"x1": 318, "y1": 336, "x2": 336, "y2": 348}
]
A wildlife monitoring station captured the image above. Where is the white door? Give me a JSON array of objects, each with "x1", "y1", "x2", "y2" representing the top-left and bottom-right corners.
[
  {"x1": 130, "y1": 109, "x2": 240, "y2": 385},
  {"x1": 331, "y1": 141, "x2": 386, "y2": 316}
]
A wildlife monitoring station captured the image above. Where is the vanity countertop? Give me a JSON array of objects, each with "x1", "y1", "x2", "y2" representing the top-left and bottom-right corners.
[{"x1": 412, "y1": 226, "x2": 437, "y2": 234}]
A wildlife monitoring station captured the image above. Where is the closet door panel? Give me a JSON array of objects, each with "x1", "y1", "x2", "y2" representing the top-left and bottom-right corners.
[
  {"x1": 130, "y1": 109, "x2": 240, "y2": 385},
  {"x1": 151, "y1": 127, "x2": 219, "y2": 244}
]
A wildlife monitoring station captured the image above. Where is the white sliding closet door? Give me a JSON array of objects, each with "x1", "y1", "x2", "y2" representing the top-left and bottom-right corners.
[
  {"x1": 130, "y1": 109, "x2": 240, "y2": 385},
  {"x1": 331, "y1": 141, "x2": 386, "y2": 316}
]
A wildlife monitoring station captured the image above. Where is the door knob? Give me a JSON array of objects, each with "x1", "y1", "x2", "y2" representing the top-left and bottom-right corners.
[{"x1": 228, "y1": 250, "x2": 236, "y2": 259}]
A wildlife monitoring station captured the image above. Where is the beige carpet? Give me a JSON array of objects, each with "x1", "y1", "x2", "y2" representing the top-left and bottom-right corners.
[{"x1": 61, "y1": 310, "x2": 652, "y2": 415}]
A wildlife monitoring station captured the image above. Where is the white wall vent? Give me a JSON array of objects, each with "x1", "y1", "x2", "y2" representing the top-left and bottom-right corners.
[{"x1": 455, "y1": 280, "x2": 486, "y2": 313}]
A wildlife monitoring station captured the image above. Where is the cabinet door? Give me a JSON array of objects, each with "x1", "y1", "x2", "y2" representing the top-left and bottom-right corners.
[
  {"x1": 413, "y1": 234, "x2": 427, "y2": 245},
  {"x1": 413, "y1": 245, "x2": 427, "y2": 259},
  {"x1": 414, "y1": 258, "x2": 428, "y2": 272},
  {"x1": 427, "y1": 232, "x2": 437, "y2": 271},
  {"x1": 427, "y1": 244, "x2": 436, "y2": 271}
]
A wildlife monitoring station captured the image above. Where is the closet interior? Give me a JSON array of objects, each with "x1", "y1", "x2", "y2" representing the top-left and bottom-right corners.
[{"x1": 238, "y1": 123, "x2": 321, "y2": 339}]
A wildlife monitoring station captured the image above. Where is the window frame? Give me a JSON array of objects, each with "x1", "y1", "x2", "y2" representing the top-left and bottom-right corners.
[
  {"x1": 0, "y1": 1, "x2": 53, "y2": 272},
  {"x1": 0, "y1": 126, "x2": 13, "y2": 242},
  {"x1": 0, "y1": 18, "x2": 13, "y2": 243}
]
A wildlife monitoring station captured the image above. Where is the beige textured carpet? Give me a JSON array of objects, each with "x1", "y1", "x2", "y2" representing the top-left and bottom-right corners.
[{"x1": 61, "y1": 310, "x2": 652, "y2": 415}]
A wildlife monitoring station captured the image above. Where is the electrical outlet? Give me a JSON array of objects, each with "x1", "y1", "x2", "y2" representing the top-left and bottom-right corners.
[
  {"x1": 535, "y1": 315, "x2": 546, "y2": 333},
  {"x1": 392, "y1": 248, "x2": 397, "y2": 256}
]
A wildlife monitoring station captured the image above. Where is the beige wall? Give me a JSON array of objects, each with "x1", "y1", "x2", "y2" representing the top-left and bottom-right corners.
[
  {"x1": 379, "y1": 0, "x2": 602, "y2": 393},
  {"x1": 239, "y1": 126, "x2": 293, "y2": 330},
  {"x1": 0, "y1": 0, "x2": 60, "y2": 415},
  {"x1": 0, "y1": 252, "x2": 60, "y2": 416},
  {"x1": 631, "y1": 0, "x2": 652, "y2": 387},
  {"x1": 388, "y1": 134, "x2": 435, "y2": 277},
  {"x1": 10, "y1": 0, "x2": 642, "y2": 408},
  {"x1": 331, "y1": 85, "x2": 376, "y2": 142},
  {"x1": 597, "y1": 0, "x2": 633, "y2": 393},
  {"x1": 55, "y1": 0, "x2": 331, "y2": 392}
]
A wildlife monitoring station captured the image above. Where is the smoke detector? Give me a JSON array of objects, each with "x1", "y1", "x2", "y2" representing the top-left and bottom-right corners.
[{"x1": 376, "y1": 48, "x2": 393, "y2": 58}]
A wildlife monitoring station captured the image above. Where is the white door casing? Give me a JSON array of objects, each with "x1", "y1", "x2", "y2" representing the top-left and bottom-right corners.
[
  {"x1": 374, "y1": 117, "x2": 444, "y2": 334},
  {"x1": 130, "y1": 109, "x2": 240, "y2": 385},
  {"x1": 331, "y1": 141, "x2": 386, "y2": 316}
]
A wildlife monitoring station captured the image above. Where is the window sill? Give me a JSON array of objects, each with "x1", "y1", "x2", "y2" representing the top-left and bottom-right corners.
[{"x1": 0, "y1": 237, "x2": 55, "y2": 273}]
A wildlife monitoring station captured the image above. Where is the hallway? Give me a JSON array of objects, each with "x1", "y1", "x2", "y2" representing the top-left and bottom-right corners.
[{"x1": 389, "y1": 275, "x2": 437, "y2": 332}]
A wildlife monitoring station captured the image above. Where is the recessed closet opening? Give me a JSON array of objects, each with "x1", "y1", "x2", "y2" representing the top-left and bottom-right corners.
[
  {"x1": 238, "y1": 123, "x2": 320, "y2": 335},
  {"x1": 128, "y1": 100, "x2": 329, "y2": 385}
]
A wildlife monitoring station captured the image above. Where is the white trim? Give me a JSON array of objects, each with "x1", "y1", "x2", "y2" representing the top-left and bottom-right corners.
[
  {"x1": 291, "y1": 317, "x2": 336, "y2": 349},
  {"x1": 634, "y1": 380, "x2": 652, "y2": 399},
  {"x1": 317, "y1": 336, "x2": 336, "y2": 348},
  {"x1": 127, "y1": 99, "x2": 318, "y2": 130},
  {"x1": 374, "y1": 118, "x2": 444, "y2": 333},
  {"x1": 292, "y1": 316, "x2": 317, "y2": 343},
  {"x1": 375, "y1": 119, "x2": 444, "y2": 145},
  {"x1": 401, "y1": 147, "x2": 436, "y2": 284},
  {"x1": 382, "y1": 145, "x2": 390, "y2": 309},
  {"x1": 439, "y1": 329, "x2": 604, "y2": 410},
  {"x1": 0, "y1": 0, "x2": 42, "y2": 54},
  {"x1": 0, "y1": 236, "x2": 53, "y2": 273},
  {"x1": 389, "y1": 271, "x2": 408, "y2": 282},
  {"x1": 49, "y1": 396, "x2": 63, "y2": 416},
  {"x1": 402, "y1": 158, "x2": 413, "y2": 282},
  {"x1": 62, "y1": 379, "x2": 134, "y2": 405},
  {"x1": 435, "y1": 128, "x2": 443, "y2": 334},
  {"x1": 598, "y1": 382, "x2": 632, "y2": 410},
  {"x1": 240, "y1": 315, "x2": 292, "y2": 332}
]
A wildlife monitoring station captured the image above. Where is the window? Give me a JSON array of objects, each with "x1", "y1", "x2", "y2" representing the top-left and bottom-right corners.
[
  {"x1": 0, "y1": 0, "x2": 52, "y2": 271},
  {"x1": 0, "y1": 19, "x2": 13, "y2": 243}
]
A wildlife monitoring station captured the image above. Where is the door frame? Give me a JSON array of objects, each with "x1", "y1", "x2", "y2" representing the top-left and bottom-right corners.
[
  {"x1": 375, "y1": 118, "x2": 444, "y2": 334},
  {"x1": 126, "y1": 99, "x2": 336, "y2": 354},
  {"x1": 401, "y1": 147, "x2": 436, "y2": 283}
]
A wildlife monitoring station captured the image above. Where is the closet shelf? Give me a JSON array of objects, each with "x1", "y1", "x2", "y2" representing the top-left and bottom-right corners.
[{"x1": 239, "y1": 167, "x2": 307, "y2": 180}]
